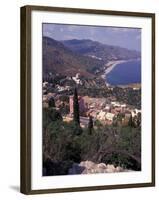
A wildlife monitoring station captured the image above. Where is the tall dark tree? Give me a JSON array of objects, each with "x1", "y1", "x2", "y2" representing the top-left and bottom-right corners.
[
  {"x1": 73, "y1": 87, "x2": 80, "y2": 124},
  {"x1": 128, "y1": 114, "x2": 133, "y2": 127},
  {"x1": 137, "y1": 112, "x2": 141, "y2": 127},
  {"x1": 48, "y1": 97, "x2": 55, "y2": 108},
  {"x1": 88, "y1": 115, "x2": 93, "y2": 135}
]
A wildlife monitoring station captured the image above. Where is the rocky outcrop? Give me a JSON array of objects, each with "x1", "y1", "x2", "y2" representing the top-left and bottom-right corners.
[{"x1": 68, "y1": 160, "x2": 132, "y2": 175}]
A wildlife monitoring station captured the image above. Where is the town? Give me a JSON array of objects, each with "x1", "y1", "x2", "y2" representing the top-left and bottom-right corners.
[{"x1": 42, "y1": 73, "x2": 141, "y2": 129}]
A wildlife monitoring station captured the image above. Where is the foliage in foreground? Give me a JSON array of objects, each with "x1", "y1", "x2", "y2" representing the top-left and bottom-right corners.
[{"x1": 43, "y1": 108, "x2": 141, "y2": 176}]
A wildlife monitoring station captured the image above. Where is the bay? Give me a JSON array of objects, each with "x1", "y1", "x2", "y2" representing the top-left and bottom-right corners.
[{"x1": 106, "y1": 60, "x2": 141, "y2": 85}]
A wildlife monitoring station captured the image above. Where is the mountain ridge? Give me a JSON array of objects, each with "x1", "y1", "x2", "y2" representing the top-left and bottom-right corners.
[
  {"x1": 43, "y1": 36, "x2": 104, "y2": 78},
  {"x1": 43, "y1": 36, "x2": 141, "y2": 79},
  {"x1": 61, "y1": 39, "x2": 140, "y2": 62}
]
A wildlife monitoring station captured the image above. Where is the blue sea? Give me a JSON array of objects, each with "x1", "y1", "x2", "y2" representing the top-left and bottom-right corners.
[{"x1": 106, "y1": 60, "x2": 141, "y2": 85}]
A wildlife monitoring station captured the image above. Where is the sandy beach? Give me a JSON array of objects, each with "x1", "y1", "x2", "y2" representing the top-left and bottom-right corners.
[{"x1": 101, "y1": 60, "x2": 128, "y2": 79}]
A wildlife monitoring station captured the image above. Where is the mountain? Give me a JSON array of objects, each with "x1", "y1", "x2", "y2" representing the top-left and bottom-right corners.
[
  {"x1": 43, "y1": 37, "x2": 104, "y2": 77},
  {"x1": 61, "y1": 39, "x2": 140, "y2": 62},
  {"x1": 43, "y1": 37, "x2": 141, "y2": 80}
]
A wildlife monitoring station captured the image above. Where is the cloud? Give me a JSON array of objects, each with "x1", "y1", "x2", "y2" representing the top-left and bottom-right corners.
[{"x1": 42, "y1": 23, "x2": 141, "y2": 51}]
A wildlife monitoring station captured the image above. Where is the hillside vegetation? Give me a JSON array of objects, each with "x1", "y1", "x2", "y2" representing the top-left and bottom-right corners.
[
  {"x1": 43, "y1": 107, "x2": 141, "y2": 176},
  {"x1": 43, "y1": 37, "x2": 104, "y2": 77},
  {"x1": 43, "y1": 37, "x2": 140, "y2": 78},
  {"x1": 62, "y1": 39, "x2": 140, "y2": 62}
]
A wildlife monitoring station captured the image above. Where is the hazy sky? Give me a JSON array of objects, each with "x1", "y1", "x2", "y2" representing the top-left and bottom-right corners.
[{"x1": 43, "y1": 23, "x2": 141, "y2": 51}]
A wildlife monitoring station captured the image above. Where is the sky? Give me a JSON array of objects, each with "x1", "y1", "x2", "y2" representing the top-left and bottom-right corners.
[{"x1": 43, "y1": 23, "x2": 141, "y2": 51}]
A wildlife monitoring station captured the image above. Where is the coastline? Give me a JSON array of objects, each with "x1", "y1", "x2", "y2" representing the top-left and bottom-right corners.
[
  {"x1": 101, "y1": 60, "x2": 127, "y2": 79},
  {"x1": 101, "y1": 59, "x2": 141, "y2": 86}
]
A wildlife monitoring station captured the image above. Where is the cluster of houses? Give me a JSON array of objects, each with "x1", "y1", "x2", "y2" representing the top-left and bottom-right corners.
[
  {"x1": 42, "y1": 87, "x2": 141, "y2": 128},
  {"x1": 43, "y1": 81, "x2": 71, "y2": 93},
  {"x1": 42, "y1": 74, "x2": 141, "y2": 128},
  {"x1": 68, "y1": 95, "x2": 141, "y2": 127},
  {"x1": 72, "y1": 73, "x2": 83, "y2": 85}
]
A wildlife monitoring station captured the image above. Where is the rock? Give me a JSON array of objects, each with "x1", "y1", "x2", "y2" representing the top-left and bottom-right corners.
[
  {"x1": 97, "y1": 163, "x2": 107, "y2": 169},
  {"x1": 116, "y1": 166, "x2": 123, "y2": 172},
  {"x1": 106, "y1": 164, "x2": 116, "y2": 173},
  {"x1": 80, "y1": 160, "x2": 95, "y2": 169},
  {"x1": 68, "y1": 161, "x2": 133, "y2": 175}
]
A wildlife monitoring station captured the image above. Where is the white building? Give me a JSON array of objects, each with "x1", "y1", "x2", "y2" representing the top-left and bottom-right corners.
[
  {"x1": 97, "y1": 111, "x2": 107, "y2": 120},
  {"x1": 72, "y1": 73, "x2": 82, "y2": 85},
  {"x1": 131, "y1": 109, "x2": 141, "y2": 118},
  {"x1": 43, "y1": 81, "x2": 48, "y2": 88},
  {"x1": 111, "y1": 101, "x2": 121, "y2": 107},
  {"x1": 105, "y1": 112, "x2": 115, "y2": 121}
]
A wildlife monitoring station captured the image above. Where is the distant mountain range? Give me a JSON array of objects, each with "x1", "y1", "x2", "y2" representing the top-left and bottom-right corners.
[
  {"x1": 43, "y1": 37, "x2": 104, "y2": 78},
  {"x1": 43, "y1": 37, "x2": 140, "y2": 78},
  {"x1": 62, "y1": 39, "x2": 140, "y2": 62}
]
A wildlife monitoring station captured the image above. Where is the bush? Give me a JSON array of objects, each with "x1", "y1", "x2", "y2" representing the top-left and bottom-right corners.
[
  {"x1": 59, "y1": 95, "x2": 69, "y2": 103},
  {"x1": 43, "y1": 120, "x2": 82, "y2": 175},
  {"x1": 48, "y1": 97, "x2": 55, "y2": 107},
  {"x1": 43, "y1": 107, "x2": 62, "y2": 128},
  {"x1": 43, "y1": 108, "x2": 141, "y2": 175}
]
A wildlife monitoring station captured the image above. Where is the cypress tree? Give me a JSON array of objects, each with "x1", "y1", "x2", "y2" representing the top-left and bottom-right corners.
[
  {"x1": 137, "y1": 112, "x2": 141, "y2": 127},
  {"x1": 128, "y1": 114, "x2": 133, "y2": 127},
  {"x1": 73, "y1": 87, "x2": 80, "y2": 124},
  {"x1": 88, "y1": 115, "x2": 93, "y2": 135},
  {"x1": 48, "y1": 97, "x2": 55, "y2": 108}
]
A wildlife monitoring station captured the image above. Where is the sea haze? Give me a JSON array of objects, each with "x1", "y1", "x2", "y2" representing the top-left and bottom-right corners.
[{"x1": 106, "y1": 60, "x2": 141, "y2": 85}]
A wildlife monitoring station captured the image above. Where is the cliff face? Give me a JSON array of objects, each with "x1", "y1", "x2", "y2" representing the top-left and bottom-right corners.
[{"x1": 68, "y1": 160, "x2": 132, "y2": 175}]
